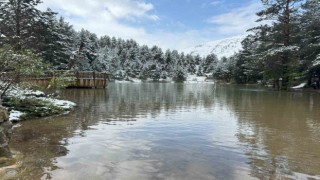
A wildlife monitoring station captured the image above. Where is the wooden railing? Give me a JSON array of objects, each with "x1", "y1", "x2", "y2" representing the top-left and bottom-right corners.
[
  {"x1": 1, "y1": 71, "x2": 110, "y2": 88},
  {"x1": 72, "y1": 71, "x2": 109, "y2": 88}
]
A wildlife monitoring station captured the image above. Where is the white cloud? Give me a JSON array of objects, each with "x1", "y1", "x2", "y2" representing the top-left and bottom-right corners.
[
  {"x1": 37, "y1": 0, "x2": 161, "y2": 45},
  {"x1": 209, "y1": 0, "x2": 224, "y2": 7},
  {"x1": 37, "y1": 0, "x2": 263, "y2": 52},
  {"x1": 37, "y1": 0, "x2": 203, "y2": 51},
  {"x1": 38, "y1": 0, "x2": 158, "y2": 20},
  {"x1": 207, "y1": 2, "x2": 263, "y2": 36},
  {"x1": 103, "y1": 0, "x2": 159, "y2": 20},
  {"x1": 142, "y1": 30, "x2": 209, "y2": 51}
]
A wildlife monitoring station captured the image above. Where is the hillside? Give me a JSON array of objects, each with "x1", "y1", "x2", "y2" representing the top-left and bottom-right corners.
[{"x1": 184, "y1": 35, "x2": 246, "y2": 59}]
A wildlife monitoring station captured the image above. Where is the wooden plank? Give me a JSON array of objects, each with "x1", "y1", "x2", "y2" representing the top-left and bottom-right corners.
[{"x1": 2, "y1": 70, "x2": 110, "y2": 88}]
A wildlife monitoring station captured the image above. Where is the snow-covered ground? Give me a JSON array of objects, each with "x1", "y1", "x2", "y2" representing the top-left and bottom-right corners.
[
  {"x1": 9, "y1": 110, "x2": 25, "y2": 122},
  {"x1": 40, "y1": 98, "x2": 76, "y2": 110},
  {"x1": 291, "y1": 82, "x2": 307, "y2": 89},
  {"x1": 115, "y1": 77, "x2": 173, "y2": 83},
  {"x1": 7, "y1": 88, "x2": 45, "y2": 98},
  {"x1": 184, "y1": 35, "x2": 246, "y2": 59},
  {"x1": 114, "y1": 76, "x2": 214, "y2": 84},
  {"x1": 6, "y1": 86, "x2": 76, "y2": 122},
  {"x1": 185, "y1": 75, "x2": 209, "y2": 84}
]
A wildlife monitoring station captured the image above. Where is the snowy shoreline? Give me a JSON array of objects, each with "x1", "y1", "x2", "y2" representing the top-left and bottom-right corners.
[
  {"x1": 3, "y1": 87, "x2": 76, "y2": 122},
  {"x1": 113, "y1": 75, "x2": 215, "y2": 84}
]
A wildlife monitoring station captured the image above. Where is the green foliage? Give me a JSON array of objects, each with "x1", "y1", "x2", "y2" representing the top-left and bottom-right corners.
[
  {"x1": 2, "y1": 96, "x2": 64, "y2": 120},
  {"x1": 0, "y1": 46, "x2": 47, "y2": 99},
  {"x1": 0, "y1": 46, "x2": 46, "y2": 75},
  {"x1": 230, "y1": 0, "x2": 318, "y2": 89},
  {"x1": 202, "y1": 54, "x2": 218, "y2": 74},
  {"x1": 173, "y1": 68, "x2": 186, "y2": 82},
  {"x1": 46, "y1": 71, "x2": 75, "y2": 90}
]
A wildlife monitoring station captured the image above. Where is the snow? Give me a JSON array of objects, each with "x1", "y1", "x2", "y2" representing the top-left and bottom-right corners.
[
  {"x1": 7, "y1": 88, "x2": 46, "y2": 98},
  {"x1": 185, "y1": 74, "x2": 214, "y2": 84},
  {"x1": 159, "y1": 77, "x2": 173, "y2": 82},
  {"x1": 9, "y1": 110, "x2": 25, "y2": 122},
  {"x1": 115, "y1": 80, "x2": 132, "y2": 83},
  {"x1": 184, "y1": 35, "x2": 246, "y2": 59},
  {"x1": 113, "y1": 76, "x2": 215, "y2": 84},
  {"x1": 312, "y1": 56, "x2": 320, "y2": 67},
  {"x1": 128, "y1": 78, "x2": 142, "y2": 83},
  {"x1": 25, "y1": 90, "x2": 46, "y2": 97},
  {"x1": 264, "y1": 46, "x2": 300, "y2": 58},
  {"x1": 291, "y1": 82, "x2": 307, "y2": 89},
  {"x1": 41, "y1": 98, "x2": 76, "y2": 110},
  {"x1": 5, "y1": 86, "x2": 76, "y2": 121},
  {"x1": 186, "y1": 75, "x2": 206, "y2": 82}
]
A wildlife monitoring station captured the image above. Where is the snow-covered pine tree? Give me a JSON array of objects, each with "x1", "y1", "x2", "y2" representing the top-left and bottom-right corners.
[
  {"x1": 71, "y1": 29, "x2": 99, "y2": 71},
  {"x1": 164, "y1": 49, "x2": 174, "y2": 76},
  {"x1": 38, "y1": 10, "x2": 75, "y2": 69},
  {"x1": 0, "y1": 0, "x2": 43, "y2": 51},
  {"x1": 213, "y1": 57, "x2": 230, "y2": 81},
  {"x1": 300, "y1": 0, "x2": 320, "y2": 82},
  {"x1": 56, "y1": 17, "x2": 76, "y2": 67},
  {"x1": 186, "y1": 54, "x2": 196, "y2": 75},
  {"x1": 98, "y1": 35, "x2": 112, "y2": 49},
  {"x1": 234, "y1": 34, "x2": 264, "y2": 83},
  {"x1": 253, "y1": 0, "x2": 302, "y2": 89},
  {"x1": 149, "y1": 46, "x2": 164, "y2": 80},
  {"x1": 195, "y1": 54, "x2": 204, "y2": 76},
  {"x1": 125, "y1": 44, "x2": 140, "y2": 78},
  {"x1": 170, "y1": 50, "x2": 187, "y2": 81},
  {"x1": 202, "y1": 53, "x2": 218, "y2": 74}
]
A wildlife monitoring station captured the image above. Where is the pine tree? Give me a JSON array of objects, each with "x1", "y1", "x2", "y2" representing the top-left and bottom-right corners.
[
  {"x1": 252, "y1": 0, "x2": 302, "y2": 89},
  {"x1": 234, "y1": 35, "x2": 264, "y2": 83},
  {"x1": 0, "y1": 0, "x2": 43, "y2": 50},
  {"x1": 202, "y1": 53, "x2": 218, "y2": 74},
  {"x1": 38, "y1": 10, "x2": 75, "y2": 68},
  {"x1": 186, "y1": 54, "x2": 196, "y2": 74},
  {"x1": 70, "y1": 29, "x2": 99, "y2": 71},
  {"x1": 300, "y1": 0, "x2": 320, "y2": 83}
]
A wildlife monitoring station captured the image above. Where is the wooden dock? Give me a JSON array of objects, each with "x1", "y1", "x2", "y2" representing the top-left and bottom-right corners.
[{"x1": 29, "y1": 71, "x2": 110, "y2": 88}]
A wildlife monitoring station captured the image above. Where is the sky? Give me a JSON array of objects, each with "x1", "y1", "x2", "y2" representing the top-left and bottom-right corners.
[{"x1": 38, "y1": 0, "x2": 263, "y2": 51}]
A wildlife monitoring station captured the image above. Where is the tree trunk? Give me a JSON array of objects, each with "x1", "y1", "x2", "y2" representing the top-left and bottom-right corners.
[
  {"x1": 281, "y1": 0, "x2": 291, "y2": 90},
  {"x1": 15, "y1": 0, "x2": 22, "y2": 51}
]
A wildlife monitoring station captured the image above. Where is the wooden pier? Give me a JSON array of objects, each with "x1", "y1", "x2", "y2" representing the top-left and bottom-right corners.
[{"x1": 29, "y1": 71, "x2": 110, "y2": 88}]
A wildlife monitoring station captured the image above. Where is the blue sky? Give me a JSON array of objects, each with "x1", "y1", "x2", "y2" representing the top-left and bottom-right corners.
[{"x1": 38, "y1": 0, "x2": 263, "y2": 51}]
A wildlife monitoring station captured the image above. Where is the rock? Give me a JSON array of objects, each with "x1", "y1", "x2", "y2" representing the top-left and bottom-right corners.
[
  {"x1": 0, "y1": 106, "x2": 9, "y2": 123},
  {"x1": 0, "y1": 157, "x2": 15, "y2": 167},
  {"x1": 0, "y1": 151, "x2": 23, "y2": 178},
  {"x1": 0, "y1": 164, "x2": 19, "y2": 178},
  {"x1": 0, "y1": 126, "x2": 11, "y2": 158}
]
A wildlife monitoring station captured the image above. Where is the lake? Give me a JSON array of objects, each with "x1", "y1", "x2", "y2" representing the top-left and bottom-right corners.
[{"x1": 8, "y1": 83, "x2": 320, "y2": 179}]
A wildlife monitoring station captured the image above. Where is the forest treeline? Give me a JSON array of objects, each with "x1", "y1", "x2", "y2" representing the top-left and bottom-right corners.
[
  {"x1": 231, "y1": 0, "x2": 320, "y2": 90},
  {"x1": 0, "y1": 0, "x2": 217, "y2": 82},
  {"x1": 0, "y1": 0, "x2": 319, "y2": 89}
]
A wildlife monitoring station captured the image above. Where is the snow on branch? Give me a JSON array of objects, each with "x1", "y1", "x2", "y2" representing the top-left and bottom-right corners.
[
  {"x1": 263, "y1": 45, "x2": 300, "y2": 58},
  {"x1": 312, "y1": 54, "x2": 320, "y2": 68}
]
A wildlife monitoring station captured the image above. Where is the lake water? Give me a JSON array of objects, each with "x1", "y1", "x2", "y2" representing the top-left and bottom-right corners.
[{"x1": 8, "y1": 83, "x2": 320, "y2": 179}]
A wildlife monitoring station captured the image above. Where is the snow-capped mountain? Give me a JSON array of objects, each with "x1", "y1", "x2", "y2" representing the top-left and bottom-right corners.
[{"x1": 185, "y1": 35, "x2": 246, "y2": 59}]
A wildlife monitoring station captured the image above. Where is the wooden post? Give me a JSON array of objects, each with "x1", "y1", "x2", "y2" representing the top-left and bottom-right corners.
[
  {"x1": 93, "y1": 71, "x2": 96, "y2": 88},
  {"x1": 76, "y1": 71, "x2": 79, "y2": 87},
  {"x1": 104, "y1": 73, "x2": 107, "y2": 88}
]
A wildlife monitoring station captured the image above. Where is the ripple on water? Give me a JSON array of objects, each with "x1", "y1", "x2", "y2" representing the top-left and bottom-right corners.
[{"x1": 6, "y1": 83, "x2": 320, "y2": 179}]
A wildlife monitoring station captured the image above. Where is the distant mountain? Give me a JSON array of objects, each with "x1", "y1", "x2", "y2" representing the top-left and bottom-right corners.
[{"x1": 184, "y1": 35, "x2": 246, "y2": 59}]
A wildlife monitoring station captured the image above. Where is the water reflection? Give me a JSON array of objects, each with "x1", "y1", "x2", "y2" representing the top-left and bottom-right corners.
[
  {"x1": 229, "y1": 89, "x2": 320, "y2": 179},
  {"x1": 7, "y1": 83, "x2": 320, "y2": 180}
]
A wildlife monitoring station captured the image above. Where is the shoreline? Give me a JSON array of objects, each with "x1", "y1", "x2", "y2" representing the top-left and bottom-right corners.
[{"x1": 1, "y1": 87, "x2": 76, "y2": 123}]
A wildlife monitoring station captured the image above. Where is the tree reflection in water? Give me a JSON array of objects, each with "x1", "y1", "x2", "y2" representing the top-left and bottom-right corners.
[
  {"x1": 230, "y1": 89, "x2": 320, "y2": 179},
  {"x1": 7, "y1": 83, "x2": 320, "y2": 179}
]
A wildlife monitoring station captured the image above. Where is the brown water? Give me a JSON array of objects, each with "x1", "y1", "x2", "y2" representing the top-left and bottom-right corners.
[{"x1": 7, "y1": 83, "x2": 320, "y2": 180}]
